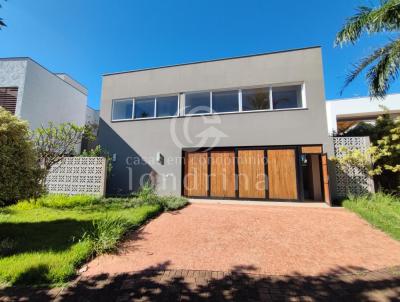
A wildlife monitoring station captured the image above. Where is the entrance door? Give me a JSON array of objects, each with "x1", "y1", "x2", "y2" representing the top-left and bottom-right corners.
[
  {"x1": 184, "y1": 152, "x2": 208, "y2": 197},
  {"x1": 210, "y1": 151, "x2": 236, "y2": 198},
  {"x1": 268, "y1": 149, "x2": 298, "y2": 200},
  {"x1": 238, "y1": 150, "x2": 266, "y2": 198}
]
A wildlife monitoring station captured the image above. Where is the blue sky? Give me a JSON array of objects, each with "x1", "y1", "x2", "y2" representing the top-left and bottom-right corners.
[{"x1": 0, "y1": 0, "x2": 397, "y2": 109}]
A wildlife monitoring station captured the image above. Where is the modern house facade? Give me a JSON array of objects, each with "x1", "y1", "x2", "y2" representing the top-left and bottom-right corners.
[
  {"x1": 0, "y1": 57, "x2": 88, "y2": 130},
  {"x1": 98, "y1": 47, "x2": 333, "y2": 204},
  {"x1": 326, "y1": 94, "x2": 400, "y2": 134}
]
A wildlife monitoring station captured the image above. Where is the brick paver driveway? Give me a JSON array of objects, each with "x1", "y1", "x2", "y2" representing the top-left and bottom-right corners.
[
  {"x1": 85, "y1": 203, "x2": 400, "y2": 276},
  {"x1": 3, "y1": 203, "x2": 400, "y2": 301}
]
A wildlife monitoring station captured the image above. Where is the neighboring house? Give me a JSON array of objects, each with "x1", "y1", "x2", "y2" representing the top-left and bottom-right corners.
[
  {"x1": 326, "y1": 94, "x2": 400, "y2": 134},
  {"x1": 98, "y1": 46, "x2": 333, "y2": 204},
  {"x1": 86, "y1": 106, "x2": 100, "y2": 126},
  {"x1": 82, "y1": 106, "x2": 100, "y2": 151},
  {"x1": 0, "y1": 57, "x2": 87, "y2": 130}
]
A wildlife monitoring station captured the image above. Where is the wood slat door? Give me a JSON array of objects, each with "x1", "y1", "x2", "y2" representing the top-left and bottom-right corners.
[
  {"x1": 238, "y1": 150, "x2": 266, "y2": 198},
  {"x1": 267, "y1": 149, "x2": 298, "y2": 200},
  {"x1": 321, "y1": 154, "x2": 331, "y2": 205},
  {"x1": 210, "y1": 151, "x2": 236, "y2": 198},
  {"x1": 184, "y1": 152, "x2": 208, "y2": 197}
]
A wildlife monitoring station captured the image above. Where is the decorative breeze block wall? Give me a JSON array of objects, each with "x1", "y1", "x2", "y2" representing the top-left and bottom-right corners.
[
  {"x1": 333, "y1": 137, "x2": 375, "y2": 197},
  {"x1": 46, "y1": 157, "x2": 107, "y2": 196}
]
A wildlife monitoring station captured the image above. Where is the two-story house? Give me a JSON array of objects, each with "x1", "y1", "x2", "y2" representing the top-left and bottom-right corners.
[{"x1": 98, "y1": 46, "x2": 333, "y2": 204}]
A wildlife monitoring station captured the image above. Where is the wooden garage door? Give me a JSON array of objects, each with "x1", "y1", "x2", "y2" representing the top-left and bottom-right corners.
[
  {"x1": 267, "y1": 149, "x2": 298, "y2": 200},
  {"x1": 184, "y1": 152, "x2": 208, "y2": 197},
  {"x1": 210, "y1": 151, "x2": 236, "y2": 198},
  {"x1": 238, "y1": 150, "x2": 266, "y2": 198}
]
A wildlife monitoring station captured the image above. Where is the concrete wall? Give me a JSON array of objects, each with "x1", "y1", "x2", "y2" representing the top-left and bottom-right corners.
[
  {"x1": 56, "y1": 73, "x2": 88, "y2": 95},
  {"x1": 326, "y1": 94, "x2": 400, "y2": 133},
  {"x1": 0, "y1": 60, "x2": 28, "y2": 116},
  {"x1": 98, "y1": 47, "x2": 332, "y2": 196},
  {"x1": 19, "y1": 59, "x2": 87, "y2": 130}
]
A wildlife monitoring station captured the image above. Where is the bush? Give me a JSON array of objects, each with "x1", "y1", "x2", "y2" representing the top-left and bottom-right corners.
[
  {"x1": 37, "y1": 194, "x2": 100, "y2": 209},
  {"x1": 136, "y1": 183, "x2": 158, "y2": 204},
  {"x1": 159, "y1": 196, "x2": 188, "y2": 211},
  {"x1": 83, "y1": 216, "x2": 130, "y2": 255},
  {"x1": 135, "y1": 184, "x2": 189, "y2": 211},
  {"x1": 0, "y1": 107, "x2": 44, "y2": 205}
]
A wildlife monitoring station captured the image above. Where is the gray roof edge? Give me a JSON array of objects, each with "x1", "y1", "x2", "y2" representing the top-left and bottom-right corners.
[{"x1": 102, "y1": 46, "x2": 321, "y2": 77}]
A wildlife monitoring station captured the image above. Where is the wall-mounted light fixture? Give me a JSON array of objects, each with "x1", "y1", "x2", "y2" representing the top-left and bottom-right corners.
[{"x1": 156, "y1": 152, "x2": 164, "y2": 165}]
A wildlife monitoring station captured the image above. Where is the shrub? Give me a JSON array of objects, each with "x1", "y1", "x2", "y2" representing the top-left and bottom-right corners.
[
  {"x1": 35, "y1": 194, "x2": 100, "y2": 209},
  {"x1": 0, "y1": 107, "x2": 44, "y2": 205},
  {"x1": 136, "y1": 183, "x2": 158, "y2": 205},
  {"x1": 159, "y1": 196, "x2": 188, "y2": 211},
  {"x1": 135, "y1": 184, "x2": 189, "y2": 211},
  {"x1": 83, "y1": 216, "x2": 130, "y2": 254}
]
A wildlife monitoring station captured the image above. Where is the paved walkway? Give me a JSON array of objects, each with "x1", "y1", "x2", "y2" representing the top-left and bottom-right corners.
[
  {"x1": 84, "y1": 203, "x2": 400, "y2": 276},
  {"x1": 2, "y1": 266, "x2": 400, "y2": 301},
  {"x1": 2, "y1": 203, "x2": 400, "y2": 301}
]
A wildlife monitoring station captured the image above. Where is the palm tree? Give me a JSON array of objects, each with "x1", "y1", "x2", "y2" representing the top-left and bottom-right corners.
[{"x1": 335, "y1": 0, "x2": 400, "y2": 98}]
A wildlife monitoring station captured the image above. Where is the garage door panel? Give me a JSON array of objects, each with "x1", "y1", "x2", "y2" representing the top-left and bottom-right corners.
[
  {"x1": 184, "y1": 152, "x2": 208, "y2": 197},
  {"x1": 268, "y1": 149, "x2": 298, "y2": 200},
  {"x1": 210, "y1": 151, "x2": 236, "y2": 198},
  {"x1": 238, "y1": 150, "x2": 266, "y2": 198}
]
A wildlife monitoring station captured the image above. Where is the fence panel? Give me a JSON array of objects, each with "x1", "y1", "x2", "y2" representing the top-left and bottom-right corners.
[
  {"x1": 46, "y1": 157, "x2": 107, "y2": 196},
  {"x1": 333, "y1": 137, "x2": 375, "y2": 198}
]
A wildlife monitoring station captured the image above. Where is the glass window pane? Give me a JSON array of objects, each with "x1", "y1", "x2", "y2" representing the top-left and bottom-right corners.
[
  {"x1": 134, "y1": 98, "x2": 155, "y2": 118},
  {"x1": 112, "y1": 99, "x2": 132, "y2": 120},
  {"x1": 156, "y1": 95, "x2": 178, "y2": 117},
  {"x1": 212, "y1": 90, "x2": 239, "y2": 113},
  {"x1": 185, "y1": 92, "x2": 210, "y2": 114},
  {"x1": 242, "y1": 88, "x2": 270, "y2": 111},
  {"x1": 272, "y1": 85, "x2": 302, "y2": 109}
]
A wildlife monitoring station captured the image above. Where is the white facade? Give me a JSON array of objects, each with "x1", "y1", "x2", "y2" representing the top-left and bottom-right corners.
[
  {"x1": 326, "y1": 94, "x2": 400, "y2": 134},
  {"x1": 0, "y1": 58, "x2": 88, "y2": 130}
]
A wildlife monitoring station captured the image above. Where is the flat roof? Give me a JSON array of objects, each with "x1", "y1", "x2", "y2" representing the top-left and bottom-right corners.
[
  {"x1": 0, "y1": 57, "x2": 88, "y2": 93},
  {"x1": 103, "y1": 46, "x2": 321, "y2": 77}
]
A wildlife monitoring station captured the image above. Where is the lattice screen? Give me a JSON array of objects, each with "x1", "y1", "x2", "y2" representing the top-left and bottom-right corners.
[
  {"x1": 46, "y1": 157, "x2": 107, "y2": 196},
  {"x1": 333, "y1": 137, "x2": 375, "y2": 197}
]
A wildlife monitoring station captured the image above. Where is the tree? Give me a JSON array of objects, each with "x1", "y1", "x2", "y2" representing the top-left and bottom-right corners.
[
  {"x1": 333, "y1": 114, "x2": 400, "y2": 193},
  {"x1": 33, "y1": 122, "x2": 95, "y2": 173},
  {"x1": 335, "y1": 0, "x2": 400, "y2": 98},
  {"x1": 0, "y1": 107, "x2": 44, "y2": 205}
]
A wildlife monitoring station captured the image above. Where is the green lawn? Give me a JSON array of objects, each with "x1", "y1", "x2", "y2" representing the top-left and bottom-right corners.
[
  {"x1": 0, "y1": 196, "x2": 162, "y2": 286},
  {"x1": 343, "y1": 193, "x2": 400, "y2": 241}
]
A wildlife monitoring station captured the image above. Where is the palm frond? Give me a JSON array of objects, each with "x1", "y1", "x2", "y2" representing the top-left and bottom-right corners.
[
  {"x1": 0, "y1": 18, "x2": 5, "y2": 29},
  {"x1": 366, "y1": 39, "x2": 400, "y2": 98},
  {"x1": 341, "y1": 46, "x2": 387, "y2": 94},
  {"x1": 335, "y1": 0, "x2": 400, "y2": 46}
]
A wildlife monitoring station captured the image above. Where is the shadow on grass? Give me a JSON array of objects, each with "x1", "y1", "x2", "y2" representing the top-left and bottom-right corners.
[
  {"x1": 0, "y1": 219, "x2": 92, "y2": 257},
  {"x1": 2, "y1": 262, "x2": 399, "y2": 301}
]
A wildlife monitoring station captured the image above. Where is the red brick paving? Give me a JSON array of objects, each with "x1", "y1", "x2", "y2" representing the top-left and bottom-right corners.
[
  {"x1": 84, "y1": 203, "x2": 400, "y2": 277},
  {"x1": 2, "y1": 266, "x2": 400, "y2": 301}
]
